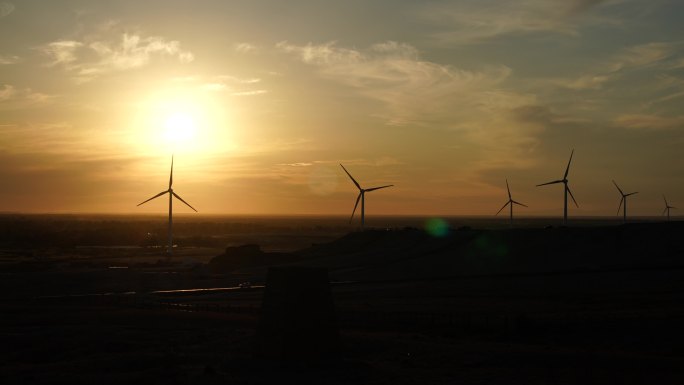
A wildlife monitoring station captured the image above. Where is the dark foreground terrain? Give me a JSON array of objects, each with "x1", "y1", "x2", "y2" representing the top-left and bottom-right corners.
[{"x1": 2, "y1": 220, "x2": 684, "y2": 384}]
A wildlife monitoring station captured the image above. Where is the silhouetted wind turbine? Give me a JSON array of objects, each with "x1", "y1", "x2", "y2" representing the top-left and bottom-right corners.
[
  {"x1": 496, "y1": 179, "x2": 528, "y2": 227},
  {"x1": 137, "y1": 155, "x2": 197, "y2": 254},
  {"x1": 537, "y1": 149, "x2": 578, "y2": 226},
  {"x1": 340, "y1": 164, "x2": 393, "y2": 230},
  {"x1": 613, "y1": 180, "x2": 637, "y2": 223},
  {"x1": 663, "y1": 195, "x2": 676, "y2": 222}
]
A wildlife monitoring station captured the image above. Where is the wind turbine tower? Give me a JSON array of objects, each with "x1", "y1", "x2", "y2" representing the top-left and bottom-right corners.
[
  {"x1": 613, "y1": 180, "x2": 638, "y2": 223},
  {"x1": 663, "y1": 195, "x2": 676, "y2": 222},
  {"x1": 340, "y1": 164, "x2": 393, "y2": 231},
  {"x1": 537, "y1": 149, "x2": 578, "y2": 226},
  {"x1": 137, "y1": 155, "x2": 198, "y2": 255},
  {"x1": 496, "y1": 179, "x2": 528, "y2": 227}
]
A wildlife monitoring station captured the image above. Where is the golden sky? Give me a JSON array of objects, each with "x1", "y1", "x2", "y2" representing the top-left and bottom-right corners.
[{"x1": 1, "y1": 0, "x2": 683, "y2": 216}]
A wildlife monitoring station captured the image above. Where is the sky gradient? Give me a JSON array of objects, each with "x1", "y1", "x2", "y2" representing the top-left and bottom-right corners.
[{"x1": 1, "y1": 0, "x2": 683, "y2": 217}]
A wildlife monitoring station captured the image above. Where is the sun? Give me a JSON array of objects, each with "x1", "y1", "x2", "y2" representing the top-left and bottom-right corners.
[
  {"x1": 130, "y1": 87, "x2": 236, "y2": 158},
  {"x1": 163, "y1": 111, "x2": 196, "y2": 143}
]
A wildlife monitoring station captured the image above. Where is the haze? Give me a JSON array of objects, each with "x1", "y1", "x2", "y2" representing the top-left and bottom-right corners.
[{"x1": 1, "y1": 0, "x2": 683, "y2": 216}]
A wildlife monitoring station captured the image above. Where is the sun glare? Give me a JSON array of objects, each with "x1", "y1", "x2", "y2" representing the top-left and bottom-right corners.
[
  {"x1": 164, "y1": 112, "x2": 196, "y2": 143},
  {"x1": 131, "y1": 87, "x2": 235, "y2": 158}
]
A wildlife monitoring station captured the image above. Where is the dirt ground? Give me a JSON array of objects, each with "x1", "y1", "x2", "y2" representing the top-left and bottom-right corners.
[{"x1": 3, "y1": 267, "x2": 684, "y2": 385}]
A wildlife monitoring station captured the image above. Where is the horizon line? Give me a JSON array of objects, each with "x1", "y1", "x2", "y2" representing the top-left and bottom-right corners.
[{"x1": 0, "y1": 211, "x2": 679, "y2": 220}]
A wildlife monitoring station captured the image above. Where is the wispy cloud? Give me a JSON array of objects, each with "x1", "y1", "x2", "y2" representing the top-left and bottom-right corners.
[
  {"x1": 608, "y1": 42, "x2": 681, "y2": 72},
  {"x1": 277, "y1": 39, "x2": 548, "y2": 179},
  {"x1": 567, "y1": 0, "x2": 614, "y2": 16},
  {"x1": 419, "y1": 0, "x2": 622, "y2": 44},
  {"x1": 0, "y1": 2, "x2": 14, "y2": 18},
  {"x1": 0, "y1": 54, "x2": 19, "y2": 64},
  {"x1": 197, "y1": 75, "x2": 265, "y2": 95},
  {"x1": 42, "y1": 33, "x2": 194, "y2": 81},
  {"x1": 550, "y1": 75, "x2": 610, "y2": 90},
  {"x1": 544, "y1": 41, "x2": 684, "y2": 95},
  {"x1": 277, "y1": 162, "x2": 313, "y2": 167},
  {"x1": 216, "y1": 75, "x2": 261, "y2": 84},
  {"x1": 614, "y1": 114, "x2": 684, "y2": 130},
  {"x1": 231, "y1": 89, "x2": 267, "y2": 96},
  {"x1": 235, "y1": 42, "x2": 257, "y2": 53},
  {"x1": 343, "y1": 157, "x2": 405, "y2": 167},
  {"x1": 278, "y1": 40, "x2": 522, "y2": 126},
  {"x1": 0, "y1": 84, "x2": 53, "y2": 107},
  {"x1": 200, "y1": 82, "x2": 226, "y2": 91},
  {"x1": 43, "y1": 41, "x2": 83, "y2": 66},
  {"x1": 0, "y1": 84, "x2": 15, "y2": 101}
]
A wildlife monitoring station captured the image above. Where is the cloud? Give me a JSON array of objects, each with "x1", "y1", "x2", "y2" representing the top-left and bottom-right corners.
[
  {"x1": 88, "y1": 34, "x2": 193, "y2": 69},
  {"x1": 608, "y1": 42, "x2": 681, "y2": 72},
  {"x1": 201, "y1": 82, "x2": 226, "y2": 91},
  {"x1": 216, "y1": 75, "x2": 261, "y2": 84},
  {"x1": 235, "y1": 43, "x2": 257, "y2": 53},
  {"x1": 551, "y1": 75, "x2": 610, "y2": 90},
  {"x1": 566, "y1": 0, "x2": 613, "y2": 15},
  {"x1": 277, "y1": 162, "x2": 313, "y2": 167},
  {"x1": 0, "y1": 84, "x2": 15, "y2": 101},
  {"x1": 42, "y1": 33, "x2": 194, "y2": 80},
  {"x1": 614, "y1": 114, "x2": 684, "y2": 130},
  {"x1": 0, "y1": 54, "x2": 19, "y2": 65},
  {"x1": 278, "y1": 40, "x2": 521, "y2": 126},
  {"x1": 43, "y1": 41, "x2": 83, "y2": 66},
  {"x1": 231, "y1": 90, "x2": 267, "y2": 96},
  {"x1": 195, "y1": 75, "x2": 265, "y2": 95},
  {"x1": 0, "y1": 84, "x2": 53, "y2": 107},
  {"x1": 0, "y1": 2, "x2": 14, "y2": 18},
  {"x1": 671, "y1": 58, "x2": 684, "y2": 70},
  {"x1": 277, "y1": 39, "x2": 551, "y2": 181},
  {"x1": 543, "y1": 41, "x2": 684, "y2": 96},
  {"x1": 419, "y1": 0, "x2": 621, "y2": 44}
]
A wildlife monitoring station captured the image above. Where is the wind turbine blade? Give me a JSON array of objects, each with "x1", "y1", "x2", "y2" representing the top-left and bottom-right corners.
[
  {"x1": 340, "y1": 164, "x2": 361, "y2": 190},
  {"x1": 663, "y1": 195, "x2": 668, "y2": 206},
  {"x1": 495, "y1": 201, "x2": 510, "y2": 215},
  {"x1": 365, "y1": 184, "x2": 393, "y2": 192},
  {"x1": 169, "y1": 154, "x2": 174, "y2": 189},
  {"x1": 506, "y1": 179, "x2": 511, "y2": 200},
  {"x1": 137, "y1": 190, "x2": 168, "y2": 206},
  {"x1": 512, "y1": 200, "x2": 528, "y2": 207},
  {"x1": 564, "y1": 149, "x2": 574, "y2": 179},
  {"x1": 567, "y1": 185, "x2": 579, "y2": 207},
  {"x1": 626, "y1": 192, "x2": 638, "y2": 197},
  {"x1": 172, "y1": 191, "x2": 198, "y2": 212},
  {"x1": 662, "y1": 207, "x2": 668, "y2": 215},
  {"x1": 612, "y1": 180, "x2": 623, "y2": 196},
  {"x1": 350, "y1": 192, "x2": 362, "y2": 223},
  {"x1": 536, "y1": 180, "x2": 563, "y2": 187},
  {"x1": 617, "y1": 196, "x2": 624, "y2": 216}
]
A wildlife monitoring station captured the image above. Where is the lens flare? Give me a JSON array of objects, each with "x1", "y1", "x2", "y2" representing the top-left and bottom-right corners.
[{"x1": 425, "y1": 217, "x2": 450, "y2": 237}]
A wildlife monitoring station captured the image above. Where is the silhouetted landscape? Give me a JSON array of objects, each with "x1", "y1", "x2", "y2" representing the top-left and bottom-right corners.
[
  {"x1": 5, "y1": 0, "x2": 684, "y2": 383},
  {"x1": 2, "y1": 214, "x2": 683, "y2": 384}
]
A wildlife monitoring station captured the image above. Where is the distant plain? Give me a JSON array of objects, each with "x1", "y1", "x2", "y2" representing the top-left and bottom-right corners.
[{"x1": 1, "y1": 214, "x2": 683, "y2": 384}]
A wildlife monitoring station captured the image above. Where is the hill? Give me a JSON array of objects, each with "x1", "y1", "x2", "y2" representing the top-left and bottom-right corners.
[{"x1": 216, "y1": 222, "x2": 684, "y2": 282}]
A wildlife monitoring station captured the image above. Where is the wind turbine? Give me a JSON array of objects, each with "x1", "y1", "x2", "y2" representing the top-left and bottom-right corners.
[
  {"x1": 496, "y1": 179, "x2": 528, "y2": 227},
  {"x1": 537, "y1": 149, "x2": 578, "y2": 226},
  {"x1": 663, "y1": 195, "x2": 676, "y2": 222},
  {"x1": 613, "y1": 180, "x2": 638, "y2": 223},
  {"x1": 137, "y1": 155, "x2": 197, "y2": 255},
  {"x1": 340, "y1": 164, "x2": 393, "y2": 230}
]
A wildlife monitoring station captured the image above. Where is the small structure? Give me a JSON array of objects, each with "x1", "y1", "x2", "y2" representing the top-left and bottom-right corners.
[{"x1": 256, "y1": 266, "x2": 339, "y2": 360}]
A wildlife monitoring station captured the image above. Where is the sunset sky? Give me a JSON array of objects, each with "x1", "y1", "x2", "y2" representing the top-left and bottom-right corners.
[{"x1": 1, "y1": 0, "x2": 683, "y2": 217}]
